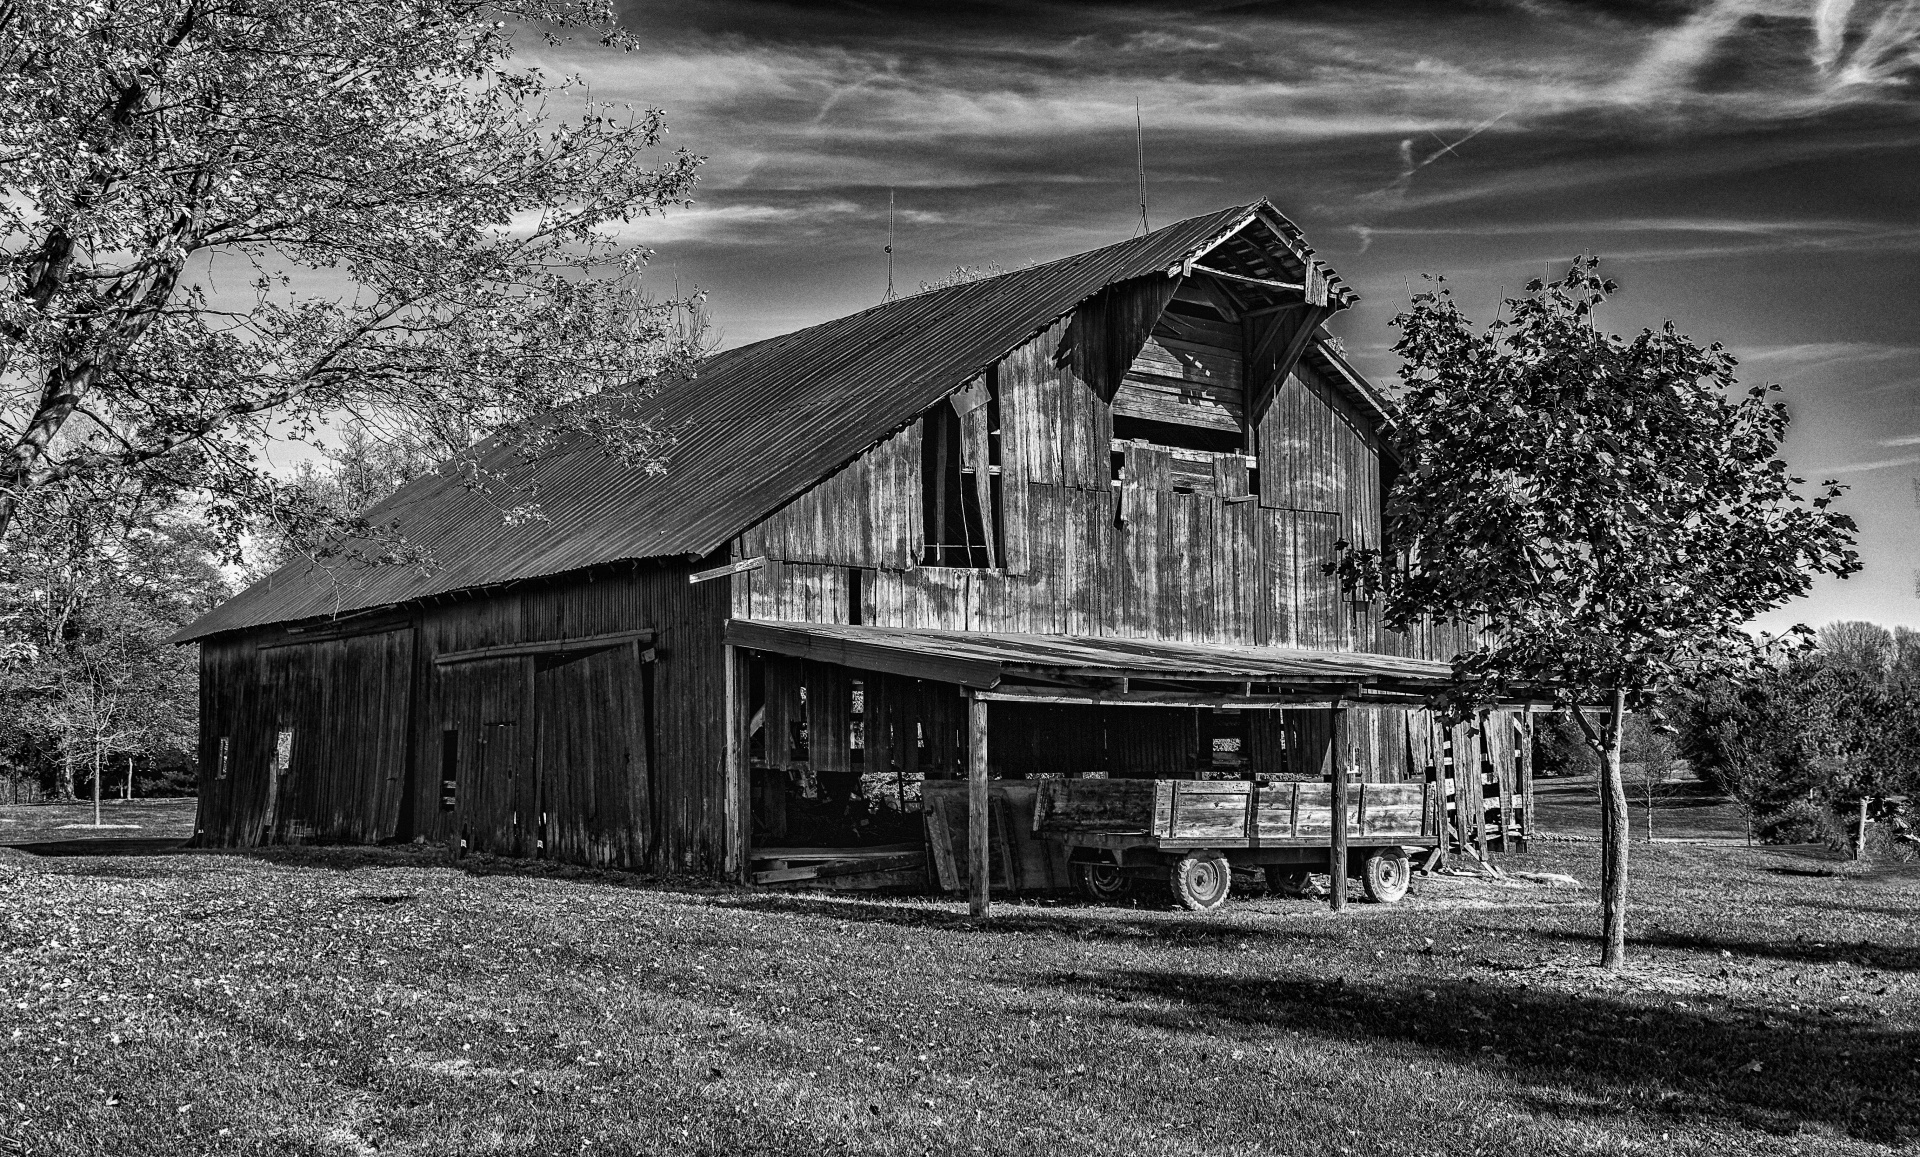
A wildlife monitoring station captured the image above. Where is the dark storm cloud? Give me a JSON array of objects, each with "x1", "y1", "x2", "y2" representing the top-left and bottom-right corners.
[{"x1": 534, "y1": 0, "x2": 1920, "y2": 624}]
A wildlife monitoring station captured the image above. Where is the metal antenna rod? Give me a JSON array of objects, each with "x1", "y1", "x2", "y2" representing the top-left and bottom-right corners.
[
  {"x1": 883, "y1": 188, "x2": 897, "y2": 303},
  {"x1": 1135, "y1": 98, "x2": 1149, "y2": 237}
]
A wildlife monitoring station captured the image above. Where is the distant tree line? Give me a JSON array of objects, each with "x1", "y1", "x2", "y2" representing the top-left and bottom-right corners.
[
  {"x1": 0, "y1": 472, "x2": 225, "y2": 800},
  {"x1": 1672, "y1": 621, "x2": 1920, "y2": 854},
  {"x1": 0, "y1": 428, "x2": 419, "y2": 802}
]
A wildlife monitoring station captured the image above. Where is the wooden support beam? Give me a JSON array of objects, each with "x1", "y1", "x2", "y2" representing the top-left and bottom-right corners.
[
  {"x1": 977, "y1": 687, "x2": 1351, "y2": 708},
  {"x1": 690, "y1": 556, "x2": 765, "y2": 585},
  {"x1": 1191, "y1": 264, "x2": 1305, "y2": 293},
  {"x1": 1475, "y1": 712, "x2": 1493, "y2": 861},
  {"x1": 724, "y1": 643, "x2": 751, "y2": 882},
  {"x1": 1249, "y1": 305, "x2": 1332, "y2": 423},
  {"x1": 967, "y1": 694, "x2": 991, "y2": 919},
  {"x1": 1329, "y1": 705, "x2": 1350, "y2": 912},
  {"x1": 434, "y1": 629, "x2": 654, "y2": 666},
  {"x1": 1518, "y1": 711, "x2": 1535, "y2": 853}
]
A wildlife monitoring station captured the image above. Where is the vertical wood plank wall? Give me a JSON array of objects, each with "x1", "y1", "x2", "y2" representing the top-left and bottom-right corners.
[
  {"x1": 737, "y1": 305, "x2": 1415, "y2": 656},
  {"x1": 194, "y1": 557, "x2": 731, "y2": 873},
  {"x1": 733, "y1": 292, "x2": 1491, "y2": 788}
]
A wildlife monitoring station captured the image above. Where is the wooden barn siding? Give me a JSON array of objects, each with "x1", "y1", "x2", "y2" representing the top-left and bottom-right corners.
[
  {"x1": 409, "y1": 559, "x2": 729, "y2": 873},
  {"x1": 731, "y1": 310, "x2": 1496, "y2": 784},
  {"x1": 194, "y1": 630, "x2": 412, "y2": 847},
  {"x1": 737, "y1": 316, "x2": 1376, "y2": 652},
  {"x1": 195, "y1": 557, "x2": 731, "y2": 873}
]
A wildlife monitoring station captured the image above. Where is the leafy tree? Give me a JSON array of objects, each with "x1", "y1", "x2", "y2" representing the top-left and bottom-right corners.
[
  {"x1": 246, "y1": 422, "x2": 445, "y2": 578},
  {"x1": 1894, "y1": 626, "x2": 1920, "y2": 674},
  {"x1": 1679, "y1": 653, "x2": 1920, "y2": 851},
  {"x1": 1531, "y1": 710, "x2": 1596, "y2": 778},
  {"x1": 1339, "y1": 260, "x2": 1859, "y2": 967},
  {"x1": 1, "y1": 0, "x2": 703, "y2": 562},
  {"x1": 0, "y1": 467, "x2": 222, "y2": 797},
  {"x1": 1817, "y1": 620, "x2": 1895, "y2": 673},
  {"x1": 1619, "y1": 712, "x2": 1676, "y2": 840}
]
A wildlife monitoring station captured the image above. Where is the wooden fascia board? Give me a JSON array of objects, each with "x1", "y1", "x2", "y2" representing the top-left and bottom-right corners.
[
  {"x1": 1168, "y1": 207, "x2": 1265, "y2": 277},
  {"x1": 725, "y1": 619, "x2": 1006, "y2": 689},
  {"x1": 1309, "y1": 336, "x2": 1398, "y2": 429}
]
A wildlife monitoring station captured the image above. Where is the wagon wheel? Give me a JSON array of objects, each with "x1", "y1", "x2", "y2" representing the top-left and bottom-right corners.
[
  {"x1": 1075, "y1": 863, "x2": 1134, "y2": 905},
  {"x1": 1263, "y1": 865, "x2": 1311, "y2": 898},
  {"x1": 1169, "y1": 850, "x2": 1233, "y2": 912},
  {"x1": 1361, "y1": 846, "x2": 1412, "y2": 904}
]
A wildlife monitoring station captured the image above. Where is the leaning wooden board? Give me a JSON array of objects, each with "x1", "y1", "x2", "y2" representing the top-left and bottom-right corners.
[{"x1": 921, "y1": 781, "x2": 1074, "y2": 893}]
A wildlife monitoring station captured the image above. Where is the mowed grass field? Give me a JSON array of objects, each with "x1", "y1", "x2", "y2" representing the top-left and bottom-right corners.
[
  {"x1": 1533, "y1": 772, "x2": 1754, "y2": 843},
  {"x1": 0, "y1": 798, "x2": 198, "y2": 848},
  {"x1": 3, "y1": 830, "x2": 1916, "y2": 1157}
]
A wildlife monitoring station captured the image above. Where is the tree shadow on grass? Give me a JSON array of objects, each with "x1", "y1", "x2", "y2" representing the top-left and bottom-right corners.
[
  {"x1": 714, "y1": 892, "x2": 1339, "y2": 947},
  {"x1": 1041, "y1": 966, "x2": 1918, "y2": 1144},
  {"x1": 1531, "y1": 927, "x2": 1920, "y2": 971}
]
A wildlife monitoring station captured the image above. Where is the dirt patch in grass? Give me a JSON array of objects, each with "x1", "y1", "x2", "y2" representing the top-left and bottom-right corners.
[
  {"x1": 0, "y1": 798, "x2": 198, "y2": 848},
  {"x1": 1, "y1": 841, "x2": 1915, "y2": 1155}
]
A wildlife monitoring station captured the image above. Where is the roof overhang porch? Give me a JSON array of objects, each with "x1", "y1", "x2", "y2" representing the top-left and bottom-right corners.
[{"x1": 723, "y1": 619, "x2": 1552, "y2": 709}]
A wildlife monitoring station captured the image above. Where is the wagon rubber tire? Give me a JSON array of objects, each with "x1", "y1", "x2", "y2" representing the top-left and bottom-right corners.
[
  {"x1": 1169, "y1": 850, "x2": 1233, "y2": 912},
  {"x1": 1361, "y1": 846, "x2": 1412, "y2": 904},
  {"x1": 1076, "y1": 863, "x2": 1134, "y2": 904}
]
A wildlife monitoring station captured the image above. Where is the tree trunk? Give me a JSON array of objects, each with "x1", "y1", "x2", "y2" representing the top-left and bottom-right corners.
[
  {"x1": 1598, "y1": 689, "x2": 1629, "y2": 970},
  {"x1": 60, "y1": 739, "x2": 76, "y2": 800},
  {"x1": 125, "y1": 754, "x2": 134, "y2": 800},
  {"x1": 92, "y1": 741, "x2": 103, "y2": 828}
]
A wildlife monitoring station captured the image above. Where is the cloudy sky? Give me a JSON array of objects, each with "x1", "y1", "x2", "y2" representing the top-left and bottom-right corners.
[{"x1": 544, "y1": 0, "x2": 1920, "y2": 630}]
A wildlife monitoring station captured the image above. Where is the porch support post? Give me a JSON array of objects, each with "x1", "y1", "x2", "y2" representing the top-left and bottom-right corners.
[
  {"x1": 1328, "y1": 704, "x2": 1349, "y2": 912},
  {"x1": 968, "y1": 693, "x2": 991, "y2": 918},
  {"x1": 723, "y1": 643, "x2": 751, "y2": 883},
  {"x1": 1518, "y1": 710, "x2": 1536, "y2": 853}
]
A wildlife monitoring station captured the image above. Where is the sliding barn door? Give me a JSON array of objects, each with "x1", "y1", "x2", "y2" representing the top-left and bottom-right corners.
[
  {"x1": 255, "y1": 628, "x2": 414, "y2": 845},
  {"x1": 533, "y1": 644, "x2": 651, "y2": 868},
  {"x1": 441, "y1": 656, "x2": 531, "y2": 858}
]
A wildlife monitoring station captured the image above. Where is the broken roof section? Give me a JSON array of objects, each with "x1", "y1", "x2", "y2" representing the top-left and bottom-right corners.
[{"x1": 179, "y1": 201, "x2": 1360, "y2": 642}]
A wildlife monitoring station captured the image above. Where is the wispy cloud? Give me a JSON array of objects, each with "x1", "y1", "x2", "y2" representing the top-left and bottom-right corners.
[
  {"x1": 1740, "y1": 341, "x2": 1920, "y2": 367},
  {"x1": 1817, "y1": 452, "x2": 1920, "y2": 472}
]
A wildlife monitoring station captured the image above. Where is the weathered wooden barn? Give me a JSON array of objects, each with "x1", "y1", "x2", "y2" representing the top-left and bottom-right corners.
[{"x1": 176, "y1": 201, "x2": 1534, "y2": 897}]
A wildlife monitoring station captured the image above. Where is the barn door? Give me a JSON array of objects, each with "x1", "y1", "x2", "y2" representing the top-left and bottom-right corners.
[
  {"x1": 532, "y1": 642, "x2": 649, "y2": 868},
  {"x1": 441, "y1": 656, "x2": 530, "y2": 858}
]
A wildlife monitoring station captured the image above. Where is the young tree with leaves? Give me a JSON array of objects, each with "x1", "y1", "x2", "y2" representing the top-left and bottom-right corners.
[
  {"x1": 1, "y1": 0, "x2": 703, "y2": 565},
  {"x1": 1338, "y1": 260, "x2": 1859, "y2": 968},
  {"x1": 0, "y1": 468, "x2": 220, "y2": 797}
]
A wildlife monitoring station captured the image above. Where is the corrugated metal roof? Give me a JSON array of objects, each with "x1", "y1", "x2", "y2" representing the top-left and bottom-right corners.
[
  {"x1": 180, "y1": 201, "x2": 1347, "y2": 642},
  {"x1": 725, "y1": 620, "x2": 1457, "y2": 694}
]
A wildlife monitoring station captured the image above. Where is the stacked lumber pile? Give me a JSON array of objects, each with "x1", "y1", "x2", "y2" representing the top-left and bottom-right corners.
[{"x1": 747, "y1": 843, "x2": 925, "y2": 890}]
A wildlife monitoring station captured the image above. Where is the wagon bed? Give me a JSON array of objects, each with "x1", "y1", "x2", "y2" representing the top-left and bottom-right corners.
[{"x1": 1032, "y1": 777, "x2": 1440, "y2": 849}]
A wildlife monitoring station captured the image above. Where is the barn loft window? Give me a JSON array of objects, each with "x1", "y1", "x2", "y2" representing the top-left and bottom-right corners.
[
  {"x1": 1109, "y1": 283, "x2": 1264, "y2": 508},
  {"x1": 1113, "y1": 289, "x2": 1248, "y2": 455},
  {"x1": 921, "y1": 373, "x2": 1003, "y2": 568}
]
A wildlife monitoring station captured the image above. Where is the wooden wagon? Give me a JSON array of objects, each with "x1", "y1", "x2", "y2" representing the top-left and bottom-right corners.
[
  {"x1": 1033, "y1": 778, "x2": 1438, "y2": 910},
  {"x1": 922, "y1": 776, "x2": 1440, "y2": 912}
]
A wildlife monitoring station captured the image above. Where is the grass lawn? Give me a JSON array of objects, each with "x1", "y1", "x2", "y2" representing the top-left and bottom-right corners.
[
  {"x1": 2, "y1": 834, "x2": 1916, "y2": 1156},
  {"x1": 1534, "y1": 773, "x2": 1754, "y2": 844},
  {"x1": 0, "y1": 798, "x2": 199, "y2": 848}
]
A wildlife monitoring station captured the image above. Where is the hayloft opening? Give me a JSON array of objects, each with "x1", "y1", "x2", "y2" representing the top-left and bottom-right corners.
[{"x1": 921, "y1": 372, "x2": 1004, "y2": 568}]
